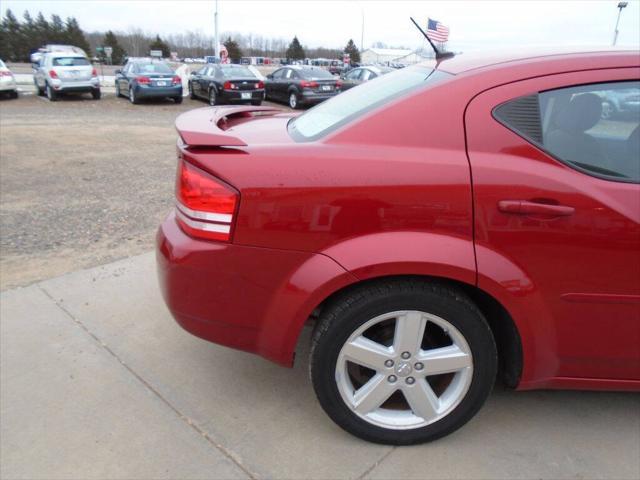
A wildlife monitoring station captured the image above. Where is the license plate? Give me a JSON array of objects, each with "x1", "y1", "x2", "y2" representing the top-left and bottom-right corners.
[
  {"x1": 322, "y1": 85, "x2": 332, "y2": 91},
  {"x1": 156, "y1": 81, "x2": 167, "y2": 86},
  {"x1": 241, "y1": 92, "x2": 252, "y2": 100}
]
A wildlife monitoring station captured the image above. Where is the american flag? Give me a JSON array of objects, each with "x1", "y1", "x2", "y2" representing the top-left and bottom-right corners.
[{"x1": 426, "y1": 18, "x2": 450, "y2": 43}]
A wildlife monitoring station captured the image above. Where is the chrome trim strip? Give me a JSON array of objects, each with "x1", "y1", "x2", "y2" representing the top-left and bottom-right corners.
[
  {"x1": 175, "y1": 209, "x2": 231, "y2": 234},
  {"x1": 176, "y1": 202, "x2": 232, "y2": 224}
]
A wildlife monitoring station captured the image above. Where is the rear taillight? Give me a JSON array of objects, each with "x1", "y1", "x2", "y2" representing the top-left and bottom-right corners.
[
  {"x1": 300, "y1": 80, "x2": 318, "y2": 88},
  {"x1": 335, "y1": 79, "x2": 343, "y2": 89},
  {"x1": 256, "y1": 80, "x2": 264, "y2": 89},
  {"x1": 138, "y1": 76, "x2": 151, "y2": 84},
  {"x1": 49, "y1": 70, "x2": 58, "y2": 79},
  {"x1": 223, "y1": 81, "x2": 238, "y2": 90},
  {"x1": 0, "y1": 71, "x2": 12, "y2": 77},
  {"x1": 91, "y1": 67, "x2": 97, "y2": 76},
  {"x1": 175, "y1": 159, "x2": 238, "y2": 242},
  {"x1": 172, "y1": 75, "x2": 181, "y2": 85}
]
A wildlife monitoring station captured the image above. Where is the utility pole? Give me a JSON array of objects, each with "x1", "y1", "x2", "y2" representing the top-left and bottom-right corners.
[
  {"x1": 612, "y1": 1, "x2": 628, "y2": 46},
  {"x1": 214, "y1": 0, "x2": 220, "y2": 59},
  {"x1": 361, "y1": 8, "x2": 365, "y2": 52}
]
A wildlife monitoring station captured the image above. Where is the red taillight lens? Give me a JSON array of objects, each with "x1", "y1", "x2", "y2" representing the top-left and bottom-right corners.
[
  {"x1": 91, "y1": 67, "x2": 97, "y2": 76},
  {"x1": 336, "y1": 79, "x2": 343, "y2": 88},
  {"x1": 49, "y1": 70, "x2": 58, "y2": 79},
  {"x1": 256, "y1": 80, "x2": 264, "y2": 89},
  {"x1": 172, "y1": 75, "x2": 181, "y2": 85},
  {"x1": 0, "y1": 71, "x2": 12, "y2": 77},
  {"x1": 137, "y1": 76, "x2": 151, "y2": 84},
  {"x1": 175, "y1": 159, "x2": 238, "y2": 242},
  {"x1": 223, "y1": 81, "x2": 237, "y2": 90},
  {"x1": 300, "y1": 80, "x2": 318, "y2": 88}
]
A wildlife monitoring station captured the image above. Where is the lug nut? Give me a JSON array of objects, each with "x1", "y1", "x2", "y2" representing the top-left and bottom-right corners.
[
  {"x1": 406, "y1": 377, "x2": 415, "y2": 385},
  {"x1": 384, "y1": 359, "x2": 394, "y2": 367},
  {"x1": 388, "y1": 375, "x2": 397, "y2": 383},
  {"x1": 401, "y1": 351, "x2": 411, "y2": 359},
  {"x1": 414, "y1": 362, "x2": 424, "y2": 371}
]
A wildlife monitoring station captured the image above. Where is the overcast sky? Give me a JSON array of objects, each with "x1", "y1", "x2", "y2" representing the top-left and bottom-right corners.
[{"x1": 3, "y1": 0, "x2": 640, "y2": 51}]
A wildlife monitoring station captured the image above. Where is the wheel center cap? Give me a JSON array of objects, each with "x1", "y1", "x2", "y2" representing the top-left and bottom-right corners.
[{"x1": 395, "y1": 362, "x2": 413, "y2": 377}]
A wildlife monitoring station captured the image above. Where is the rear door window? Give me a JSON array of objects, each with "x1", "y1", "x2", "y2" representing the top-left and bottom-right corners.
[{"x1": 494, "y1": 81, "x2": 639, "y2": 183}]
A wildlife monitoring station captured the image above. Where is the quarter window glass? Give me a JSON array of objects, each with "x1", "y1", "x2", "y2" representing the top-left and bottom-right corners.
[
  {"x1": 346, "y1": 69, "x2": 361, "y2": 80},
  {"x1": 494, "y1": 81, "x2": 640, "y2": 183},
  {"x1": 361, "y1": 70, "x2": 373, "y2": 81}
]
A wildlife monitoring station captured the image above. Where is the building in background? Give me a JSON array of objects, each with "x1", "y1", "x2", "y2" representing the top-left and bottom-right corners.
[{"x1": 360, "y1": 47, "x2": 433, "y2": 66}]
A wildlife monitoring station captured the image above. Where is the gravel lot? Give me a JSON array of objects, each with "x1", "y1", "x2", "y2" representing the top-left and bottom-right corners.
[{"x1": 0, "y1": 91, "x2": 290, "y2": 289}]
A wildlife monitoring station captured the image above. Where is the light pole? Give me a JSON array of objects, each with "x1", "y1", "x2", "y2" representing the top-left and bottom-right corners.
[
  {"x1": 361, "y1": 8, "x2": 365, "y2": 52},
  {"x1": 214, "y1": 0, "x2": 220, "y2": 59},
  {"x1": 612, "y1": 1, "x2": 628, "y2": 46}
]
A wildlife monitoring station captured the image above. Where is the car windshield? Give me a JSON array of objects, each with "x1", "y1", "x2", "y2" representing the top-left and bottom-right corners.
[
  {"x1": 220, "y1": 66, "x2": 256, "y2": 78},
  {"x1": 52, "y1": 57, "x2": 90, "y2": 67},
  {"x1": 134, "y1": 63, "x2": 173, "y2": 74},
  {"x1": 289, "y1": 66, "x2": 450, "y2": 141},
  {"x1": 300, "y1": 69, "x2": 334, "y2": 80}
]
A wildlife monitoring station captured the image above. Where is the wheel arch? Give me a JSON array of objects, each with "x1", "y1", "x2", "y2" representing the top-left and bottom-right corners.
[{"x1": 301, "y1": 274, "x2": 523, "y2": 389}]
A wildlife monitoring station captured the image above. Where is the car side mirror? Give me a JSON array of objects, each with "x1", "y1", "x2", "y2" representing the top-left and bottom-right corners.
[{"x1": 266, "y1": 74, "x2": 273, "y2": 79}]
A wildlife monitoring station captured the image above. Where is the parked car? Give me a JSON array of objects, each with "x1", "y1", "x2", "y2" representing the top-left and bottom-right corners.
[
  {"x1": 157, "y1": 49, "x2": 640, "y2": 445},
  {"x1": 33, "y1": 51, "x2": 100, "y2": 101},
  {"x1": 596, "y1": 87, "x2": 640, "y2": 119},
  {"x1": 115, "y1": 59, "x2": 182, "y2": 104},
  {"x1": 340, "y1": 65, "x2": 394, "y2": 91},
  {"x1": 189, "y1": 64, "x2": 264, "y2": 106},
  {"x1": 328, "y1": 60, "x2": 345, "y2": 75},
  {"x1": 265, "y1": 66, "x2": 342, "y2": 109},
  {"x1": 0, "y1": 59, "x2": 18, "y2": 99}
]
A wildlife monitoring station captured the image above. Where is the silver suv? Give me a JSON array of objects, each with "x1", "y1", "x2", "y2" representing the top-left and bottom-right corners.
[{"x1": 33, "y1": 50, "x2": 100, "y2": 101}]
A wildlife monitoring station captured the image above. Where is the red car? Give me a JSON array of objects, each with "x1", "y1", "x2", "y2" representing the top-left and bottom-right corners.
[{"x1": 157, "y1": 49, "x2": 640, "y2": 445}]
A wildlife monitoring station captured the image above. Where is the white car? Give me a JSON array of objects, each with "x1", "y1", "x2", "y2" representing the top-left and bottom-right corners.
[
  {"x1": 33, "y1": 51, "x2": 100, "y2": 101},
  {"x1": 0, "y1": 59, "x2": 18, "y2": 98}
]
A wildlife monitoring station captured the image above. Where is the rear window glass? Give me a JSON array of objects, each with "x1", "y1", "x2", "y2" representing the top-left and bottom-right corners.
[
  {"x1": 220, "y1": 66, "x2": 256, "y2": 78},
  {"x1": 299, "y1": 69, "x2": 334, "y2": 80},
  {"x1": 134, "y1": 63, "x2": 173, "y2": 74},
  {"x1": 0, "y1": 60, "x2": 6, "y2": 68},
  {"x1": 52, "y1": 57, "x2": 89, "y2": 66},
  {"x1": 289, "y1": 67, "x2": 451, "y2": 141}
]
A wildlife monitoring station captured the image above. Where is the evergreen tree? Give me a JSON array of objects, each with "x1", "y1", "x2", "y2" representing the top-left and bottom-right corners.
[
  {"x1": 149, "y1": 35, "x2": 170, "y2": 57},
  {"x1": 344, "y1": 38, "x2": 360, "y2": 64},
  {"x1": 101, "y1": 30, "x2": 127, "y2": 64},
  {"x1": 285, "y1": 36, "x2": 305, "y2": 61},
  {"x1": 34, "y1": 12, "x2": 50, "y2": 48},
  {"x1": 65, "y1": 17, "x2": 91, "y2": 56},
  {"x1": 223, "y1": 36, "x2": 242, "y2": 63},
  {"x1": 49, "y1": 14, "x2": 65, "y2": 43},
  {"x1": 0, "y1": 9, "x2": 22, "y2": 61}
]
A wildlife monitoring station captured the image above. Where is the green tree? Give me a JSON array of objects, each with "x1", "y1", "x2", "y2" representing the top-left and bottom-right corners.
[
  {"x1": 49, "y1": 14, "x2": 65, "y2": 43},
  {"x1": 64, "y1": 17, "x2": 91, "y2": 56},
  {"x1": 343, "y1": 38, "x2": 360, "y2": 64},
  {"x1": 0, "y1": 9, "x2": 22, "y2": 61},
  {"x1": 223, "y1": 36, "x2": 242, "y2": 63},
  {"x1": 149, "y1": 34, "x2": 170, "y2": 57},
  {"x1": 285, "y1": 36, "x2": 305, "y2": 61},
  {"x1": 100, "y1": 30, "x2": 127, "y2": 64}
]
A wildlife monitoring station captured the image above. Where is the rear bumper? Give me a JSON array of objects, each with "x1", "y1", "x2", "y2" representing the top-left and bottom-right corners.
[
  {"x1": 52, "y1": 79, "x2": 100, "y2": 92},
  {"x1": 0, "y1": 81, "x2": 17, "y2": 92},
  {"x1": 300, "y1": 91, "x2": 338, "y2": 104},
  {"x1": 219, "y1": 89, "x2": 264, "y2": 103},
  {"x1": 136, "y1": 85, "x2": 182, "y2": 98},
  {"x1": 156, "y1": 212, "x2": 355, "y2": 366}
]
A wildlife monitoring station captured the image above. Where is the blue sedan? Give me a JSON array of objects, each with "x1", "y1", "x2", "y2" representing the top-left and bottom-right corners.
[{"x1": 115, "y1": 59, "x2": 182, "y2": 104}]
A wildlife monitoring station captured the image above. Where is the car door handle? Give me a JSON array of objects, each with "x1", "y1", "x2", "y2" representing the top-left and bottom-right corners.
[{"x1": 498, "y1": 200, "x2": 575, "y2": 216}]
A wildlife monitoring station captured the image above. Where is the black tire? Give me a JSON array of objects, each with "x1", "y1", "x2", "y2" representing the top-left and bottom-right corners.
[
  {"x1": 288, "y1": 90, "x2": 300, "y2": 109},
  {"x1": 189, "y1": 82, "x2": 196, "y2": 99},
  {"x1": 208, "y1": 87, "x2": 218, "y2": 106},
  {"x1": 35, "y1": 80, "x2": 44, "y2": 96},
  {"x1": 310, "y1": 279, "x2": 497, "y2": 445},
  {"x1": 174, "y1": 95, "x2": 183, "y2": 104},
  {"x1": 10, "y1": 90, "x2": 18, "y2": 99},
  {"x1": 251, "y1": 100, "x2": 262, "y2": 106},
  {"x1": 46, "y1": 83, "x2": 58, "y2": 102},
  {"x1": 129, "y1": 87, "x2": 139, "y2": 104},
  {"x1": 115, "y1": 83, "x2": 121, "y2": 98},
  {"x1": 91, "y1": 89, "x2": 101, "y2": 100}
]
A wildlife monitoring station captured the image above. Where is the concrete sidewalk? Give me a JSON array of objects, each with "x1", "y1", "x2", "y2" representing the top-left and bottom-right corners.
[{"x1": 1, "y1": 252, "x2": 639, "y2": 480}]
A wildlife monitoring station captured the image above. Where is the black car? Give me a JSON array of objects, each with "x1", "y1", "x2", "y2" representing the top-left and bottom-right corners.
[
  {"x1": 340, "y1": 66, "x2": 393, "y2": 91},
  {"x1": 115, "y1": 59, "x2": 182, "y2": 104},
  {"x1": 265, "y1": 66, "x2": 341, "y2": 109},
  {"x1": 189, "y1": 64, "x2": 264, "y2": 106}
]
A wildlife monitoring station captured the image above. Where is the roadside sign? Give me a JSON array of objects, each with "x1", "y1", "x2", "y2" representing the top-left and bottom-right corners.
[
  {"x1": 104, "y1": 47, "x2": 113, "y2": 58},
  {"x1": 150, "y1": 50, "x2": 163, "y2": 58}
]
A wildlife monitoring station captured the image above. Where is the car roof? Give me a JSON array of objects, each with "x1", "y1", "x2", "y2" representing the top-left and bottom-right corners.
[
  {"x1": 47, "y1": 51, "x2": 87, "y2": 58},
  {"x1": 426, "y1": 47, "x2": 639, "y2": 75}
]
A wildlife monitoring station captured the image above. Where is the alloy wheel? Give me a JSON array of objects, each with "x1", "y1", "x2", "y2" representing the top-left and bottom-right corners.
[
  {"x1": 335, "y1": 310, "x2": 473, "y2": 430},
  {"x1": 289, "y1": 92, "x2": 297, "y2": 109}
]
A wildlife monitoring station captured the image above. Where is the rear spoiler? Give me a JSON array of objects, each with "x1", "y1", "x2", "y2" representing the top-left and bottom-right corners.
[{"x1": 175, "y1": 106, "x2": 282, "y2": 147}]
